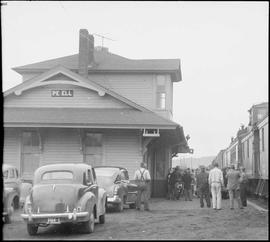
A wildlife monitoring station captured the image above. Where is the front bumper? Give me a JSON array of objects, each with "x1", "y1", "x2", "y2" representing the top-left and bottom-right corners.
[
  {"x1": 21, "y1": 211, "x2": 89, "y2": 224},
  {"x1": 107, "y1": 195, "x2": 122, "y2": 204}
]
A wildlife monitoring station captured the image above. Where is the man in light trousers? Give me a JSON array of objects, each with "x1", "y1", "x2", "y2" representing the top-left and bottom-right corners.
[{"x1": 208, "y1": 162, "x2": 224, "y2": 210}]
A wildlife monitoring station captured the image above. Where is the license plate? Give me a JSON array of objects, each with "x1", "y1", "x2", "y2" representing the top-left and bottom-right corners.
[{"x1": 48, "y1": 218, "x2": 60, "y2": 224}]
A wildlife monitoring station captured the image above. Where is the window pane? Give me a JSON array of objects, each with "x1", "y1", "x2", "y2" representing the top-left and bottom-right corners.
[
  {"x1": 42, "y1": 171, "x2": 73, "y2": 180},
  {"x1": 85, "y1": 133, "x2": 102, "y2": 147},
  {"x1": 157, "y1": 75, "x2": 165, "y2": 86},
  {"x1": 22, "y1": 132, "x2": 32, "y2": 146},
  {"x1": 156, "y1": 92, "x2": 166, "y2": 109},
  {"x1": 22, "y1": 131, "x2": 39, "y2": 147},
  {"x1": 32, "y1": 132, "x2": 40, "y2": 147}
]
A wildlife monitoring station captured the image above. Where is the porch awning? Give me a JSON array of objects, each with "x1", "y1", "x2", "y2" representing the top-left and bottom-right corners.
[
  {"x1": 4, "y1": 107, "x2": 180, "y2": 129},
  {"x1": 161, "y1": 126, "x2": 192, "y2": 155}
]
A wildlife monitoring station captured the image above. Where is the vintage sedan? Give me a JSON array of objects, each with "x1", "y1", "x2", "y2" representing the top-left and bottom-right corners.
[
  {"x1": 2, "y1": 164, "x2": 21, "y2": 223},
  {"x1": 94, "y1": 166, "x2": 138, "y2": 212},
  {"x1": 21, "y1": 163, "x2": 107, "y2": 235}
]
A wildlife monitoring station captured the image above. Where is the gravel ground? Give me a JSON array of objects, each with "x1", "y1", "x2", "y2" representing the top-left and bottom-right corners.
[{"x1": 3, "y1": 197, "x2": 268, "y2": 240}]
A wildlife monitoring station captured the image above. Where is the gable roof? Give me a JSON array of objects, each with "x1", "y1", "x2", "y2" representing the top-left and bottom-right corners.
[
  {"x1": 4, "y1": 65, "x2": 151, "y2": 112},
  {"x1": 12, "y1": 50, "x2": 182, "y2": 82}
]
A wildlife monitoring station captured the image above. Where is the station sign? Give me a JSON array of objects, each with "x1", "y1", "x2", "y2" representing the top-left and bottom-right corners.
[{"x1": 51, "y1": 90, "x2": 73, "y2": 97}]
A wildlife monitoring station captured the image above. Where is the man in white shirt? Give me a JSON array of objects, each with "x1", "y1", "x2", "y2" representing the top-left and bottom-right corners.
[
  {"x1": 208, "y1": 162, "x2": 224, "y2": 210},
  {"x1": 134, "y1": 162, "x2": 151, "y2": 211}
]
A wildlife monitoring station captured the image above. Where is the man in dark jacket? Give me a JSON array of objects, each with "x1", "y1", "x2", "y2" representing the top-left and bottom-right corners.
[
  {"x1": 183, "y1": 168, "x2": 193, "y2": 201},
  {"x1": 196, "y1": 166, "x2": 211, "y2": 208},
  {"x1": 170, "y1": 166, "x2": 181, "y2": 200}
]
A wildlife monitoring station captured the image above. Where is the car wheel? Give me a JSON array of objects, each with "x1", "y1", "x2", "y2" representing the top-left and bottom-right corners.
[
  {"x1": 27, "y1": 224, "x2": 38, "y2": 236},
  {"x1": 99, "y1": 214, "x2": 105, "y2": 224},
  {"x1": 129, "y1": 203, "x2": 136, "y2": 209},
  {"x1": 83, "y1": 209, "x2": 95, "y2": 233}
]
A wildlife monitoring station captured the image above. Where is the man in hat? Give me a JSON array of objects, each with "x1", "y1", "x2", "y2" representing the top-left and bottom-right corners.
[
  {"x1": 226, "y1": 164, "x2": 243, "y2": 209},
  {"x1": 196, "y1": 165, "x2": 211, "y2": 208}
]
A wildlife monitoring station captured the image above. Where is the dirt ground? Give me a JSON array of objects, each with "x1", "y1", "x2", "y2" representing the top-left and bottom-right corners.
[{"x1": 3, "y1": 197, "x2": 268, "y2": 240}]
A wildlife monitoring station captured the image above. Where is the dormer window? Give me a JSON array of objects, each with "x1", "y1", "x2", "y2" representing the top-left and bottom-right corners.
[{"x1": 156, "y1": 75, "x2": 166, "y2": 109}]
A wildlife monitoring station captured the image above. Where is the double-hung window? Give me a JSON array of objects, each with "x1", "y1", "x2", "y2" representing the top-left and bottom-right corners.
[{"x1": 156, "y1": 75, "x2": 166, "y2": 109}]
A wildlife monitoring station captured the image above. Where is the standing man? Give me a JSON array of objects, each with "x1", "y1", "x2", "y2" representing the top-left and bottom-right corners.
[
  {"x1": 166, "y1": 168, "x2": 174, "y2": 200},
  {"x1": 226, "y1": 164, "x2": 243, "y2": 209},
  {"x1": 208, "y1": 162, "x2": 224, "y2": 210},
  {"x1": 239, "y1": 166, "x2": 248, "y2": 207},
  {"x1": 182, "y1": 168, "x2": 193, "y2": 201},
  {"x1": 196, "y1": 166, "x2": 211, "y2": 208},
  {"x1": 134, "y1": 162, "x2": 151, "y2": 211}
]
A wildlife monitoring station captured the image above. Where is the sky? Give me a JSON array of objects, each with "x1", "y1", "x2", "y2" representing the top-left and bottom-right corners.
[{"x1": 2, "y1": 1, "x2": 269, "y2": 158}]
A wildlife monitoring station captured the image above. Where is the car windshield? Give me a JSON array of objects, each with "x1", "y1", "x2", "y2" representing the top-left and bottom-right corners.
[
  {"x1": 95, "y1": 168, "x2": 119, "y2": 187},
  {"x1": 3, "y1": 170, "x2": 8, "y2": 179},
  {"x1": 42, "y1": 171, "x2": 73, "y2": 180}
]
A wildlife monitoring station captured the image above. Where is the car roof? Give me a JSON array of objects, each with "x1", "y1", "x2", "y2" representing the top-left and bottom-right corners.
[
  {"x1": 2, "y1": 164, "x2": 17, "y2": 171},
  {"x1": 94, "y1": 166, "x2": 127, "y2": 171},
  {"x1": 35, "y1": 163, "x2": 92, "y2": 174}
]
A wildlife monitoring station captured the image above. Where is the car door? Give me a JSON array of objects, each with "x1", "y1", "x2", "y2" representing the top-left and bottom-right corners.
[
  {"x1": 84, "y1": 168, "x2": 98, "y2": 199},
  {"x1": 121, "y1": 170, "x2": 137, "y2": 203}
]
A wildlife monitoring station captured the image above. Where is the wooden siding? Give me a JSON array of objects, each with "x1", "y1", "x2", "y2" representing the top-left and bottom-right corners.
[
  {"x1": 92, "y1": 74, "x2": 154, "y2": 110},
  {"x1": 4, "y1": 84, "x2": 132, "y2": 109},
  {"x1": 3, "y1": 128, "x2": 21, "y2": 170},
  {"x1": 104, "y1": 130, "x2": 143, "y2": 177},
  {"x1": 40, "y1": 128, "x2": 83, "y2": 165},
  {"x1": 89, "y1": 73, "x2": 173, "y2": 115}
]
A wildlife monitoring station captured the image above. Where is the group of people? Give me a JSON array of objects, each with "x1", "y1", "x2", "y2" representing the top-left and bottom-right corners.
[
  {"x1": 166, "y1": 163, "x2": 248, "y2": 210},
  {"x1": 166, "y1": 166, "x2": 197, "y2": 201},
  {"x1": 208, "y1": 162, "x2": 248, "y2": 210},
  {"x1": 132, "y1": 161, "x2": 248, "y2": 212}
]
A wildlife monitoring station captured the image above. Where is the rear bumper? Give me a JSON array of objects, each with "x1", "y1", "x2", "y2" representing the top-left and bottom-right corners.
[{"x1": 21, "y1": 211, "x2": 89, "y2": 224}]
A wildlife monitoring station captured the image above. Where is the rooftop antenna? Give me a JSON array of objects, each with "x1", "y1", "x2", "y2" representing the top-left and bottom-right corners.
[{"x1": 93, "y1": 33, "x2": 115, "y2": 48}]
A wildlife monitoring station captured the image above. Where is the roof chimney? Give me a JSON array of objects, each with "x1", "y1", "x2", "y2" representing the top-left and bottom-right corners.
[
  {"x1": 78, "y1": 29, "x2": 95, "y2": 77},
  {"x1": 79, "y1": 29, "x2": 89, "y2": 77}
]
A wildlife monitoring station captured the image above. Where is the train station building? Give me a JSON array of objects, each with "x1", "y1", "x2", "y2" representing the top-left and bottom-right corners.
[{"x1": 3, "y1": 29, "x2": 191, "y2": 197}]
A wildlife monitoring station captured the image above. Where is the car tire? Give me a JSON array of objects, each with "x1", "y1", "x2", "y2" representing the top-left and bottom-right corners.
[
  {"x1": 83, "y1": 210, "x2": 95, "y2": 233},
  {"x1": 129, "y1": 203, "x2": 136, "y2": 209},
  {"x1": 27, "y1": 224, "x2": 38, "y2": 235},
  {"x1": 99, "y1": 214, "x2": 105, "y2": 224}
]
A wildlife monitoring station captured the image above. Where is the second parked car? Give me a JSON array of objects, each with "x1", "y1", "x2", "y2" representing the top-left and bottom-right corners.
[{"x1": 94, "y1": 166, "x2": 138, "y2": 212}]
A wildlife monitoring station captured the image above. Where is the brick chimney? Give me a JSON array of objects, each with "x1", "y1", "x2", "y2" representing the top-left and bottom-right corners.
[{"x1": 78, "y1": 29, "x2": 95, "y2": 77}]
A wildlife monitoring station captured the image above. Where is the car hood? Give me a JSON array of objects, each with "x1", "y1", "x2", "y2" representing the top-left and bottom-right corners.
[{"x1": 31, "y1": 183, "x2": 83, "y2": 213}]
